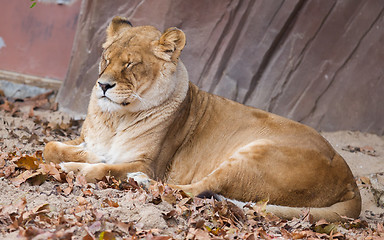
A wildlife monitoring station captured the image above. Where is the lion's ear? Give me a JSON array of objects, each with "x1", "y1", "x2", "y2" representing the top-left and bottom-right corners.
[
  {"x1": 152, "y1": 28, "x2": 186, "y2": 62},
  {"x1": 106, "y1": 16, "x2": 132, "y2": 40}
]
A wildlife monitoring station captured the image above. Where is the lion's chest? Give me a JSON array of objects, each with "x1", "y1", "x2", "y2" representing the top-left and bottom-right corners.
[
  {"x1": 85, "y1": 139, "x2": 140, "y2": 164},
  {"x1": 83, "y1": 124, "x2": 146, "y2": 164},
  {"x1": 83, "y1": 118, "x2": 160, "y2": 164}
]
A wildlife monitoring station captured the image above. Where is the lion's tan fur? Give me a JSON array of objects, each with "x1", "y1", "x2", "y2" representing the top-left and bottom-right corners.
[{"x1": 44, "y1": 16, "x2": 361, "y2": 222}]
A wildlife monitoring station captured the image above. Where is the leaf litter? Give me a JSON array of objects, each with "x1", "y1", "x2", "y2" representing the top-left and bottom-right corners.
[{"x1": 1, "y1": 91, "x2": 384, "y2": 239}]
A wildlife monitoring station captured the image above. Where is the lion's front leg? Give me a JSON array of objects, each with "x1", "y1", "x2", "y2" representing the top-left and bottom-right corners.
[
  {"x1": 43, "y1": 140, "x2": 102, "y2": 164},
  {"x1": 59, "y1": 161, "x2": 153, "y2": 183}
]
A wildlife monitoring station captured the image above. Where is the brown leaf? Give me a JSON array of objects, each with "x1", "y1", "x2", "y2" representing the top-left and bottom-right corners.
[
  {"x1": 150, "y1": 195, "x2": 162, "y2": 205},
  {"x1": 11, "y1": 170, "x2": 41, "y2": 186},
  {"x1": 315, "y1": 219, "x2": 329, "y2": 226},
  {"x1": 27, "y1": 173, "x2": 47, "y2": 185},
  {"x1": 342, "y1": 218, "x2": 368, "y2": 229},
  {"x1": 148, "y1": 236, "x2": 172, "y2": 240},
  {"x1": 103, "y1": 198, "x2": 119, "y2": 208},
  {"x1": 74, "y1": 205, "x2": 86, "y2": 214},
  {"x1": 280, "y1": 228, "x2": 292, "y2": 239},
  {"x1": 8, "y1": 215, "x2": 22, "y2": 231},
  {"x1": 39, "y1": 163, "x2": 61, "y2": 181},
  {"x1": 28, "y1": 133, "x2": 39, "y2": 143},
  {"x1": 50, "y1": 102, "x2": 58, "y2": 111},
  {"x1": 97, "y1": 180, "x2": 108, "y2": 189},
  {"x1": 115, "y1": 221, "x2": 136, "y2": 235},
  {"x1": 342, "y1": 145, "x2": 378, "y2": 156},
  {"x1": 0, "y1": 153, "x2": 7, "y2": 168},
  {"x1": 82, "y1": 189, "x2": 94, "y2": 196},
  {"x1": 245, "y1": 233, "x2": 256, "y2": 240},
  {"x1": 87, "y1": 221, "x2": 102, "y2": 235},
  {"x1": 359, "y1": 176, "x2": 371, "y2": 185},
  {"x1": 1, "y1": 200, "x2": 25, "y2": 223},
  {"x1": 291, "y1": 231, "x2": 307, "y2": 239},
  {"x1": 28, "y1": 106, "x2": 34, "y2": 118},
  {"x1": 15, "y1": 155, "x2": 42, "y2": 170},
  {"x1": 0, "y1": 99, "x2": 14, "y2": 112},
  {"x1": 177, "y1": 189, "x2": 191, "y2": 199},
  {"x1": 188, "y1": 228, "x2": 210, "y2": 240},
  {"x1": 83, "y1": 234, "x2": 95, "y2": 240},
  {"x1": 76, "y1": 196, "x2": 88, "y2": 205},
  {"x1": 55, "y1": 185, "x2": 63, "y2": 194},
  {"x1": 16, "y1": 198, "x2": 26, "y2": 211},
  {"x1": 215, "y1": 201, "x2": 247, "y2": 225},
  {"x1": 59, "y1": 122, "x2": 70, "y2": 130},
  {"x1": 194, "y1": 219, "x2": 205, "y2": 229},
  {"x1": 63, "y1": 186, "x2": 72, "y2": 195},
  {"x1": 92, "y1": 209, "x2": 105, "y2": 221},
  {"x1": 99, "y1": 231, "x2": 115, "y2": 240},
  {"x1": 59, "y1": 172, "x2": 67, "y2": 182},
  {"x1": 178, "y1": 197, "x2": 192, "y2": 207},
  {"x1": 76, "y1": 174, "x2": 88, "y2": 187},
  {"x1": 361, "y1": 145, "x2": 378, "y2": 156},
  {"x1": 63, "y1": 171, "x2": 74, "y2": 194},
  {"x1": 33, "y1": 203, "x2": 50, "y2": 214},
  {"x1": 313, "y1": 222, "x2": 338, "y2": 235},
  {"x1": 161, "y1": 191, "x2": 177, "y2": 205},
  {"x1": 126, "y1": 176, "x2": 141, "y2": 189},
  {"x1": 162, "y1": 210, "x2": 177, "y2": 220},
  {"x1": 54, "y1": 228, "x2": 74, "y2": 240},
  {"x1": 18, "y1": 226, "x2": 45, "y2": 239}
]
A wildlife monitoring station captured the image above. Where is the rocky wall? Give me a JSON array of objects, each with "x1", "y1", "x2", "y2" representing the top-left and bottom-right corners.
[{"x1": 57, "y1": 0, "x2": 384, "y2": 134}]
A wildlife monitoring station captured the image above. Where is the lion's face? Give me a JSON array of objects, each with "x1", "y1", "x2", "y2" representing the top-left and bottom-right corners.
[{"x1": 95, "y1": 17, "x2": 186, "y2": 113}]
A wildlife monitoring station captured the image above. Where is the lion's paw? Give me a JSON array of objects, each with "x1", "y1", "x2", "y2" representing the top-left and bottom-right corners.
[
  {"x1": 59, "y1": 162, "x2": 83, "y2": 173},
  {"x1": 127, "y1": 172, "x2": 152, "y2": 189},
  {"x1": 59, "y1": 162, "x2": 105, "y2": 182}
]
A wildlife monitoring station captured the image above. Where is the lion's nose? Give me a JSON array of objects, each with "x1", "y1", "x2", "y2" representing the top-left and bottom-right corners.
[{"x1": 98, "y1": 82, "x2": 116, "y2": 94}]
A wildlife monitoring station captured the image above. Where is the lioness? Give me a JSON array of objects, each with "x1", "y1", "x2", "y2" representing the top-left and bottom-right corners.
[{"x1": 44, "y1": 16, "x2": 361, "y2": 221}]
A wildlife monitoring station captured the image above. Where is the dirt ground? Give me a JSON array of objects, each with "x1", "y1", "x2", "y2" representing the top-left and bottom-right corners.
[{"x1": 0, "y1": 96, "x2": 383, "y2": 239}]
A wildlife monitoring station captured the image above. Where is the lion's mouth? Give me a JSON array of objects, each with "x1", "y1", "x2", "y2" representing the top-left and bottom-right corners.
[{"x1": 100, "y1": 96, "x2": 130, "y2": 106}]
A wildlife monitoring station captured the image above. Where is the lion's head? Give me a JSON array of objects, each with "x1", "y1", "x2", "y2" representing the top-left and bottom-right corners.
[{"x1": 95, "y1": 16, "x2": 187, "y2": 113}]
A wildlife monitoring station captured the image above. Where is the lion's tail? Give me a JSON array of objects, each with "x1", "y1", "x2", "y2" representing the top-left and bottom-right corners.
[
  {"x1": 265, "y1": 195, "x2": 361, "y2": 222},
  {"x1": 200, "y1": 189, "x2": 361, "y2": 222}
]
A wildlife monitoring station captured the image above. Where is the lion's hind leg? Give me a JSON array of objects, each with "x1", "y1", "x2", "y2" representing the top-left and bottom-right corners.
[
  {"x1": 170, "y1": 139, "x2": 274, "y2": 201},
  {"x1": 169, "y1": 139, "x2": 361, "y2": 222}
]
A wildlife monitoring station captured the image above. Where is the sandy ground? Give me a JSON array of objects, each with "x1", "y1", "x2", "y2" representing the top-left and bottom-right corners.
[
  {"x1": 0, "y1": 105, "x2": 383, "y2": 239},
  {"x1": 321, "y1": 131, "x2": 384, "y2": 220}
]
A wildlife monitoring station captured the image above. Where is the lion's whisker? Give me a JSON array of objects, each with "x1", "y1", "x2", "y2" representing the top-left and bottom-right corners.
[{"x1": 131, "y1": 91, "x2": 150, "y2": 109}]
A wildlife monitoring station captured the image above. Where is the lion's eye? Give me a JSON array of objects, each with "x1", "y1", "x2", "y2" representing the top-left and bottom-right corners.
[
  {"x1": 100, "y1": 58, "x2": 109, "y2": 68},
  {"x1": 125, "y1": 62, "x2": 132, "y2": 69},
  {"x1": 99, "y1": 57, "x2": 110, "y2": 77}
]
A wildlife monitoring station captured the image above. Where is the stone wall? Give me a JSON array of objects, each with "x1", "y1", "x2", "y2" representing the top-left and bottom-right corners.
[{"x1": 57, "y1": 0, "x2": 384, "y2": 134}]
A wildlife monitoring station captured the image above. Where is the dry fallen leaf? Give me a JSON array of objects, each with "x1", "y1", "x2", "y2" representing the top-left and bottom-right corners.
[
  {"x1": 27, "y1": 172, "x2": 47, "y2": 185},
  {"x1": 115, "y1": 221, "x2": 136, "y2": 235},
  {"x1": 14, "y1": 155, "x2": 42, "y2": 170},
  {"x1": 0, "y1": 153, "x2": 7, "y2": 168},
  {"x1": 162, "y1": 210, "x2": 178, "y2": 221},
  {"x1": 75, "y1": 174, "x2": 88, "y2": 187},
  {"x1": 103, "y1": 198, "x2": 119, "y2": 208},
  {"x1": 87, "y1": 220, "x2": 102, "y2": 236},
  {"x1": 359, "y1": 176, "x2": 371, "y2": 185},
  {"x1": 99, "y1": 230, "x2": 115, "y2": 240},
  {"x1": 76, "y1": 196, "x2": 88, "y2": 205},
  {"x1": 10, "y1": 170, "x2": 41, "y2": 186},
  {"x1": 39, "y1": 163, "x2": 61, "y2": 181},
  {"x1": 82, "y1": 233, "x2": 94, "y2": 240},
  {"x1": 82, "y1": 188, "x2": 94, "y2": 196}
]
